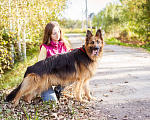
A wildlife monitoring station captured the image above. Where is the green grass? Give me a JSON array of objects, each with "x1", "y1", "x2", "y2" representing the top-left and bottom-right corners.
[
  {"x1": 80, "y1": 33, "x2": 86, "y2": 36},
  {"x1": 105, "y1": 37, "x2": 150, "y2": 52},
  {"x1": 0, "y1": 53, "x2": 38, "y2": 90},
  {"x1": 0, "y1": 41, "x2": 39, "y2": 90}
]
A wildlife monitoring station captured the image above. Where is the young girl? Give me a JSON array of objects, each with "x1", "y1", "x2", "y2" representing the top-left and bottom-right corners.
[{"x1": 38, "y1": 21, "x2": 70, "y2": 101}]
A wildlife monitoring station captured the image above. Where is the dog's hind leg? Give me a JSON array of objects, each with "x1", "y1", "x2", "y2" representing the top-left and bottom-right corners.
[
  {"x1": 74, "y1": 79, "x2": 83, "y2": 102},
  {"x1": 14, "y1": 89, "x2": 36, "y2": 105},
  {"x1": 83, "y1": 79, "x2": 96, "y2": 101},
  {"x1": 24, "y1": 92, "x2": 36, "y2": 104},
  {"x1": 13, "y1": 74, "x2": 39, "y2": 105},
  {"x1": 14, "y1": 85, "x2": 38, "y2": 105},
  {"x1": 13, "y1": 90, "x2": 23, "y2": 105}
]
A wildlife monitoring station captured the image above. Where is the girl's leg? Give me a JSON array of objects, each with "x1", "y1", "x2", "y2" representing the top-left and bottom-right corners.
[
  {"x1": 55, "y1": 85, "x2": 65, "y2": 91},
  {"x1": 54, "y1": 82, "x2": 74, "y2": 100},
  {"x1": 56, "y1": 81, "x2": 74, "y2": 91},
  {"x1": 54, "y1": 85, "x2": 65, "y2": 100},
  {"x1": 41, "y1": 87, "x2": 57, "y2": 101}
]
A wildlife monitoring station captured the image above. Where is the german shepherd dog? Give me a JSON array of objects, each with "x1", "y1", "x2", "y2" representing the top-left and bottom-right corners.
[{"x1": 6, "y1": 29, "x2": 104, "y2": 105}]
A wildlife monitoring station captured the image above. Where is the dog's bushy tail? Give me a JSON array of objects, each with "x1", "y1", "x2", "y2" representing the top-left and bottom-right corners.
[{"x1": 6, "y1": 83, "x2": 22, "y2": 102}]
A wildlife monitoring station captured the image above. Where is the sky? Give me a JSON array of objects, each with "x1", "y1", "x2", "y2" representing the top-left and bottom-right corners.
[{"x1": 62, "y1": 0, "x2": 120, "y2": 20}]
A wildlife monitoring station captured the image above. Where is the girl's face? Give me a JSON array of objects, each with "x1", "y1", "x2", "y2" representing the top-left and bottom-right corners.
[{"x1": 51, "y1": 26, "x2": 60, "y2": 42}]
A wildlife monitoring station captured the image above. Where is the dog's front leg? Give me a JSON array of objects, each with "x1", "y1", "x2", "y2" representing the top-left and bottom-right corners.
[
  {"x1": 83, "y1": 79, "x2": 96, "y2": 101},
  {"x1": 74, "y1": 79, "x2": 83, "y2": 101}
]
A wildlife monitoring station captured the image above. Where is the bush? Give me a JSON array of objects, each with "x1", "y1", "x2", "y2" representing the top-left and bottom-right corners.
[
  {"x1": 120, "y1": 30, "x2": 128, "y2": 37},
  {"x1": 0, "y1": 30, "x2": 14, "y2": 74},
  {"x1": 0, "y1": 27, "x2": 41, "y2": 75}
]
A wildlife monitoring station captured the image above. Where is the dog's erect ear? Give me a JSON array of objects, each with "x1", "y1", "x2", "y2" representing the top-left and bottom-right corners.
[
  {"x1": 96, "y1": 29, "x2": 102, "y2": 38},
  {"x1": 86, "y1": 30, "x2": 93, "y2": 38}
]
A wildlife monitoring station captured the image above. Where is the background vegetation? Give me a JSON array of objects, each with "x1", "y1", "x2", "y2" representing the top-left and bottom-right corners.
[
  {"x1": 0, "y1": 0, "x2": 67, "y2": 75},
  {"x1": 92, "y1": 0, "x2": 150, "y2": 50}
]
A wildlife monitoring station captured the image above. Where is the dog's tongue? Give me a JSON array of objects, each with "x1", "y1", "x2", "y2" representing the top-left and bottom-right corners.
[{"x1": 92, "y1": 50, "x2": 98, "y2": 56}]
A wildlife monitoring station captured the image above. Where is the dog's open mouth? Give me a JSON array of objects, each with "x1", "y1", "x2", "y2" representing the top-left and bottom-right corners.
[{"x1": 92, "y1": 49, "x2": 100, "y2": 56}]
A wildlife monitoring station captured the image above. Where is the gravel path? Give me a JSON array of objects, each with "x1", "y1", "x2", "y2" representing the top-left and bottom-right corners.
[{"x1": 65, "y1": 33, "x2": 150, "y2": 120}]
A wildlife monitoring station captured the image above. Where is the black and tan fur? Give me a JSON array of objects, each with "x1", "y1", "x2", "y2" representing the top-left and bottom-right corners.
[{"x1": 6, "y1": 29, "x2": 104, "y2": 105}]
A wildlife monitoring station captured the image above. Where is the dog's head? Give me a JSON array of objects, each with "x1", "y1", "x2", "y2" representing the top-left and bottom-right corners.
[{"x1": 84, "y1": 29, "x2": 104, "y2": 61}]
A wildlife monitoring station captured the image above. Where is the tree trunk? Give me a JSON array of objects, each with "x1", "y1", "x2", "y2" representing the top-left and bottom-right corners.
[
  {"x1": 17, "y1": 19, "x2": 22, "y2": 60},
  {"x1": 22, "y1": 23, "x2": 26, "y2": 59},
  {"x1": 16, "y1": 4, "x2": 22, "y2": 61},
  {"x1": 10, "y1": 44, "x2": 14, "y2": 66}
]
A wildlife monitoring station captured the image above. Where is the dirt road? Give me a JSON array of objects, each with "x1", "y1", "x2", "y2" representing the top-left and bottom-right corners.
[{"x1": 65, "y1": 33, "x2": 150, "y2": 120}]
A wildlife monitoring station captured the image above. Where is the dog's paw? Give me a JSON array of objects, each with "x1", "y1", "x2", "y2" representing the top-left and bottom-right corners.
[
  {"x1": 74, "y1": 98, "x2": 88, "y2": 103},
  {"x1": 24, "y1": 97, "x2": 32, "y2": 104},
  {"x1": 13, "y1": 100, "x2": 19, "y2": 106}
]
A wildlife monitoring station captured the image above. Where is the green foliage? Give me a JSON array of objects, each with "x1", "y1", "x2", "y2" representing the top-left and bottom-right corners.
[
  {"x1": 60, "y1": 19, "x2": 86, "y2": 29},
  {"x1": 105, "y1": 37, "x2": 121, "y2": 45},
  {"x1": 0, "y1": 29, "x2": 14, "y2": 74},
  {"x1": 0, "y1": 48, "x2": 38, "y2": 90},
  {"x1": 26, "y1": 40, "x2": 40, "y2": 56},
  {"x1": 0, "y1": 38, "x2": 40, "y2": 89},
  {"x1": 92, "y1": 3, "x2": 122, "y2": 33},
  {"x1": 92, "y1": 0, "x2": 150, "y2": 49},
  {"x1": 0, "y1": 0, "x2": 68, "y2": 74},
  {"x1": 120, "y1": 30, "x2": 128, "y2": 37}
]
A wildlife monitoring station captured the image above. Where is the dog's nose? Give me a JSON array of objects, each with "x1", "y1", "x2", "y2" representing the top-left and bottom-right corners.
[{"x1": 95, "y1": 46, "x2": 100, "y2": 50}]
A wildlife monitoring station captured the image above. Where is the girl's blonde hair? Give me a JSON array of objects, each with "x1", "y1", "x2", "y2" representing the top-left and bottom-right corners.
[{"x1": 42, "y1": 21, "x2": 70, "y2": 50}]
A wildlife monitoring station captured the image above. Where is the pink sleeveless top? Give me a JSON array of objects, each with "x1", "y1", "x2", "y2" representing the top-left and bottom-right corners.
[{"x1": 40, "y1": 40, "x2": 68, "y2": 58}]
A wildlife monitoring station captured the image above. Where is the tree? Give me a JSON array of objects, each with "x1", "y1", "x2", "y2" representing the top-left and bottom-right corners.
[
  {"x1": 0, "y1": 0, "x2": 68, "y2": 74},
  {"x1": 92, "y1": 3, "x2": 122, "y2": 33},
  {"x1": 120, "y1": 0, "x2": 150, "y2": 43},
  {"x1": 92, "y1": 0, "x2": 150, "y2": 46}
]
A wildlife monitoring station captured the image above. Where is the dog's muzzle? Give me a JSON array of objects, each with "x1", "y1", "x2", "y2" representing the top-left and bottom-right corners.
[{"x1": 91, "y1": 46, "x2": 100, "y2": 56}]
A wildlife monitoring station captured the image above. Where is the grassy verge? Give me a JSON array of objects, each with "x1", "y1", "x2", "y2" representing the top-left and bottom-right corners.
[
  {"x1": 64, "y1": 28, "x2": 86, "y2": 34},
  {"x1": 0, "y1": 41, "x2": 39, "y2": 90},
  {"x1": 105, "y1": 37, "x2": 150, "y2": 52},
  {"x1": 0, "y1": 54, "x2": 38, "y2": 90}
]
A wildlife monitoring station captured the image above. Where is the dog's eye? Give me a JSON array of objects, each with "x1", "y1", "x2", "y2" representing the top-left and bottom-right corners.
[
  {"x1": 91, "y1": 41, "x2": 94, "y2": 44},
  {"x1": 97, "y1": 40, "x2": 100, "y2": 44}
]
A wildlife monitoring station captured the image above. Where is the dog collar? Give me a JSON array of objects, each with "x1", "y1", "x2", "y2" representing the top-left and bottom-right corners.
[
  {"x1": 78, "y1": 48, "x2": 85, "y2": 53},
  {"x1": 70, "y1": 48, "x2": 85, "y2": 53}
]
